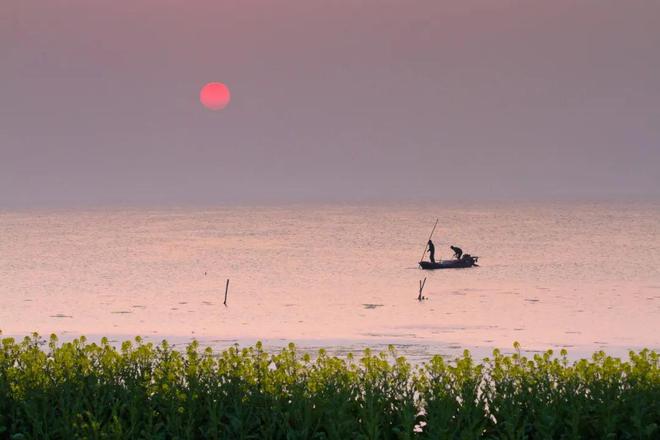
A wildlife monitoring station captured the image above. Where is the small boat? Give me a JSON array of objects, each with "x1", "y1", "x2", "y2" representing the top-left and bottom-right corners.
[{"x1": 419, "y1": 255, "x2": 479, "y2": 270}]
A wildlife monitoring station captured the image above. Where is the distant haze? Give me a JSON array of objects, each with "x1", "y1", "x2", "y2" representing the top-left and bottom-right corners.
[{"x1": 1, "y1": 0, "x2": 659, "y2": 207}]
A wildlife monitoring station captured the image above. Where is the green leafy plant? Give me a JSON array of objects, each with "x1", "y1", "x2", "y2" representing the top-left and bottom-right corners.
[{"x1": 0, "y1": 331, "x2": 657, "y2": 439}]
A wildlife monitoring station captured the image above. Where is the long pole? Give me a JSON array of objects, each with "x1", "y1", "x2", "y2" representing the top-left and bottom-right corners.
[
  {"x1": 223, "y1": 279, "x2": 229, "y2": 306},
  {"x1": 419, "y1": 218, "x2": 439, "y2": 263}
]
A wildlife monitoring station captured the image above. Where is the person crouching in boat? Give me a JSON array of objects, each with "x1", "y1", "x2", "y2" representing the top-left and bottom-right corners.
[
  {"x1": 450, "y1": 245, "x2": 463, "y2": 260},
  {"x1": 427, "y1": 240, "x2": 436, "y2": 263}
]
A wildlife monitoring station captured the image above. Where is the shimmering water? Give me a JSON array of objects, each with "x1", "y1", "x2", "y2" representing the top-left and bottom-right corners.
[{"x1": 1, "y1": 201, "x2": 659, "y2": 360}]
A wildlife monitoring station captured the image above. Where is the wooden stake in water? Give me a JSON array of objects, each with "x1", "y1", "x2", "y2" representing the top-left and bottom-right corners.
[
  {"x1": 418, "y1": 277, "x2": 427, "y2": 301},
  {"x1": 223, "y1": 279, "x2": 229, "y2": 306},
  {"x1": 419, "y1": 218, "x2": 439, "y2": 263}
]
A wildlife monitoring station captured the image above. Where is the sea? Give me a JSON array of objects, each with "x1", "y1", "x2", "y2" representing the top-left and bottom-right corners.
[{"x1": 1, "y1": 200, "x2": 659, "y2": 361}]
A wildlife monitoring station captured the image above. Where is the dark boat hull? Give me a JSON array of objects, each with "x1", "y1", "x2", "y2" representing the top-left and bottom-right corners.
[{"x1": 419, "y1": 256, "x2": 478, "y2": 270}]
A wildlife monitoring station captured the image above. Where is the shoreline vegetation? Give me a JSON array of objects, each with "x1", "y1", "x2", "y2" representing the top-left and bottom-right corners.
[{"x1": 1, "y1": 333, "x2": 658, "y2": 439}]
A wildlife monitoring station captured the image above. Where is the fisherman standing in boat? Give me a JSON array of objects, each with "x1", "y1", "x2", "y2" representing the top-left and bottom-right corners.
[
  {"x1": 427, "y1": 240, "x2": 436, "y2": 263},
  {"x1": 450, "y1": 245, "x2": 463, "y2": 260}
]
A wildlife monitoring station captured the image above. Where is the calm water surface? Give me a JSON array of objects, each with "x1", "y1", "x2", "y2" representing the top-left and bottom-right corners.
[{"x1": 1, "y1": 201, "x2": 659, "y2": 360}]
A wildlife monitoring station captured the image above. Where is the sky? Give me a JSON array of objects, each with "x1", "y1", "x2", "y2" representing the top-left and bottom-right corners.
[{"x1": 1, "y1": 0, "x2": 659, "y2": 207}]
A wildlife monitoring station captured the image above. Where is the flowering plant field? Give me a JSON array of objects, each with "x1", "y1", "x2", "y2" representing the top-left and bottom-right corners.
[{"x1": 1, "y1": 333, "x2": 658, "y2": 439}]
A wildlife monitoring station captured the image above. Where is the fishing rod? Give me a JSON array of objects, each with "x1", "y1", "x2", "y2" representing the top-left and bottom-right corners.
[{"x1": 419, "y1": 218, "x2": 439, "y2": 263}]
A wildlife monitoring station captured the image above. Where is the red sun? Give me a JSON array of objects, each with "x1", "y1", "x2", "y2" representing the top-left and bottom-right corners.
[{"x1": 200, "y1": 82, "x2": 231, "y2": 110}]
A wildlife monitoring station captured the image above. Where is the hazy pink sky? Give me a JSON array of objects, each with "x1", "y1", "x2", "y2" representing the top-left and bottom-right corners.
[{"x1": 1, "y1": 0, "x2": 659, "y2": 206}]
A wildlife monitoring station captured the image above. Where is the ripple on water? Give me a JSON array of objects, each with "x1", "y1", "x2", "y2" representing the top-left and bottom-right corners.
[
  {"x1": 363, "y1": 332, "x2": 417, "y2": 338},
  {"x1": 362, "y1": 304, "x2": 383, "y2": 309}
]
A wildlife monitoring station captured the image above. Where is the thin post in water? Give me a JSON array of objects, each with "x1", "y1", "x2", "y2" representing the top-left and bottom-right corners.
[
  {"x1": 418, "y1": 277, "x2": 427, "y2": 301},
  {"x1": 223, "y1": 279, "x2": 230, "y2": 306}
]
